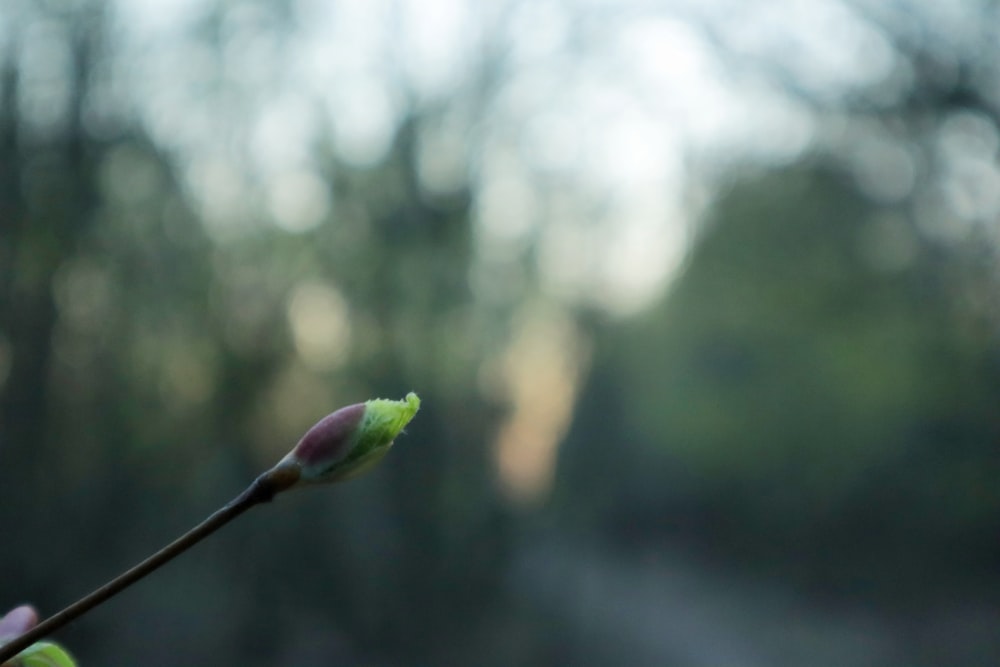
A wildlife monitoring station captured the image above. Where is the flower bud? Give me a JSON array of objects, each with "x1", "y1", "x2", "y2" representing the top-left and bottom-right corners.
[
  {"x1": 280, "y1": 392, "x2": 420, "y2": 484},
  {"x1": 0, "y1": 606, "x2": 36, "y2": 643}
]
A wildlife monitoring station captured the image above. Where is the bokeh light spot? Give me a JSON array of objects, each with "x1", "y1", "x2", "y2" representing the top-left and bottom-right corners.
[
  {"x1": 287, "y1": 280, "x2": 352, "y2": 370},
  {"x1": 267, "y1": 169, "x2": 331, "y2": 233}
]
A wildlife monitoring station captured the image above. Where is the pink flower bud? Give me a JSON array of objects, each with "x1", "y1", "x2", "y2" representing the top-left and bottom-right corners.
[{"x1": 0, "y1": 606, "x2": 37, "y2": 642}]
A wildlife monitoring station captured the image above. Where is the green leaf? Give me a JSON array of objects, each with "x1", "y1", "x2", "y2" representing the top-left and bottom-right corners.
[{"x1": 13, "y1": 642, "x2": 76, "y2": 667}]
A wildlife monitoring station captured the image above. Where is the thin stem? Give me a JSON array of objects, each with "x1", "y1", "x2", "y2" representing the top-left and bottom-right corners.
[{"x1": 0, "y1": 463, "x2": 300, "y2": 665}]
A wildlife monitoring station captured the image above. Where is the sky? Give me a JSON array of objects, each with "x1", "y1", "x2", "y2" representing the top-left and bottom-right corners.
[
  {"x1": 100, "y1": 0, "x2": 925, "y2": 316},
  {"x1": 5, "y1": 0, "x2": 989, "y2": 318}
]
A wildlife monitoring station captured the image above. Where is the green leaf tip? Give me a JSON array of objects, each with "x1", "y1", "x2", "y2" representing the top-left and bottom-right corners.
[
  {"x1": 9, "y1": 641, "x2": 77, "y2": 667},
  {"x1": 281, "y1": 392, "x2": 421, "y2": 485},
  {"x1": 359, "y1": 392, "x2": 421, "y2": 453}
]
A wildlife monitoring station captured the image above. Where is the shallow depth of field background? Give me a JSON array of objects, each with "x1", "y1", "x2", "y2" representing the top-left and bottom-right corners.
[{"x1": 2, "y1": 1, "x2": 999, "y2": 665}]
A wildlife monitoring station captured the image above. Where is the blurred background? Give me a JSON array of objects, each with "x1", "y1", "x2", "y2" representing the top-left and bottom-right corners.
[{"x1": 2, "y1": 0, "x2": 999, "y2": 665}]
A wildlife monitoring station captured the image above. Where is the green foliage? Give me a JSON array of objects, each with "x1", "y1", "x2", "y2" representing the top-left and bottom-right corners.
[
  {"x1": 10, "y1": 642, "x2": 76, "y2": 667},
  {"x1": 619, "y1": 167, "x2": 974, "y2": 474},
  {"x1": 584, "y1": 164, "x2": 1000, "y2": 592}
]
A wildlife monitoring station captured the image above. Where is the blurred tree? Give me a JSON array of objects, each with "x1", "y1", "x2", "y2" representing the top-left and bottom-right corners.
[
  {"x1": 0, "y1": 3, "x2": 518, "y2": 664},
  {"x1": 560, "y1": 162, "x2": 1000, "y2": 601}
]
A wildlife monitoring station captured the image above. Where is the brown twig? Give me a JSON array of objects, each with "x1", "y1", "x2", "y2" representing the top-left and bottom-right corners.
[{"x1": 0, "y1": 462, "x2": 300, "y2": 664}]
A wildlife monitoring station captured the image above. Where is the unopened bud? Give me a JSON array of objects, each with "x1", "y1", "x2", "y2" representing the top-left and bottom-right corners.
[{"x1": 280, "y1": 392, "x2": 420, "y2": 484}]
